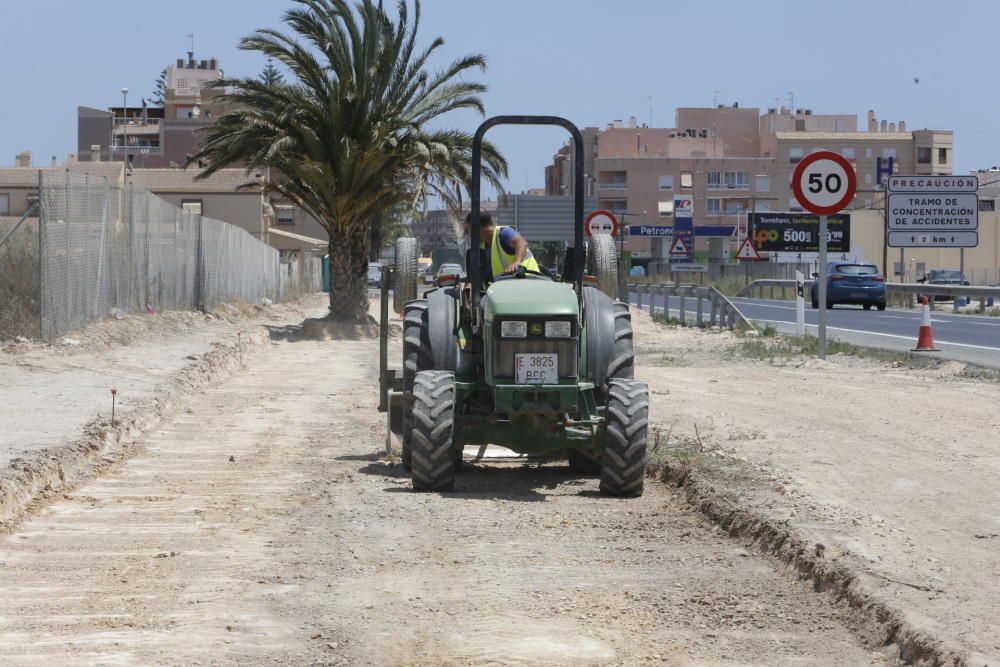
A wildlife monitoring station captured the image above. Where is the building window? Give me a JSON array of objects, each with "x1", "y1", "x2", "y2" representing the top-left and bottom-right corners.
[
  {"x1": 658, "y1": 175, "x2": 674, "y2": 190},
  {"x1": 795, "y1": 119, "x2": 806, "y2": 131},
  {"x1": 841, "y1": 147, "x2": 855, "y2": 160},
  {"x1": 724, "y1": 171, "x2": 749, "y2": 189},
  {"x1": 706, "y1": 171, "x2": 721, "y2": 189},
  {"x1": 789, "y1": 147, "x2": 804, "y2": 164},
  {"x1": 865, "y1": 174, "x2": 872, "y2": 184},
  {"x1": 866, "y1": 148, "x2": 873, "y2": 158},
  {"x1": 938, "y1": 148, "x2": 948, "y2": 165},
  {"x1": 680, "y1": 172, "x2": 693, "y2": 188},
  {"x1": 789, "y1": 197, "x2": 803, "y2": 212},
  {"x1": 658, "y1": 201, "x2": 674, "y2": 217},
  {"x1": 917, "y1": 147, "x2": 931, "y2": 164},
  {"x1": 882, "y1": 148, "x2": 896, "y2": 159},
  {"x1": 0, "y1": 194, "x2": 8, "y2": 215},
  {"x1": 724, "y1": 199, "x2": 745, "y2": 215},
  {"x1": 755, "y1": 175, "x2": 770, "y2": 192},
  {"x1": 706, "y1": 198, "x2": 722, "y2": 216},
  {"x1": 181, "y1": 200, "x2": 203, "y2": 215},
  {"x1": 600, "y1": 200, "x2": 627, "y2": 214},
  {"x1": 275, "y1": 205, "x2": 295, "y2": 225},
  {"x1": 598, "y1": 171, "x2": 628, "y2": 189},
  {"x1": 979, "y1": 199, "x2": 995, "y2": 212}
]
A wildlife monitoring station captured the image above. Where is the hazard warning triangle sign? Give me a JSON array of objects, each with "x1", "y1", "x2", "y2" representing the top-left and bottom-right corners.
[
  {"x1": 668, "y1": 237, "x2": 688, "y2": 257},
  {"x1": 736, "y1": 237, "x2": 762, "y2": 261}
]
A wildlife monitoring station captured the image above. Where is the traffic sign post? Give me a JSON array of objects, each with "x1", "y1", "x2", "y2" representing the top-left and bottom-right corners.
[{"x1": 791, "y1": 151, "x2": 857, "y2": 360}]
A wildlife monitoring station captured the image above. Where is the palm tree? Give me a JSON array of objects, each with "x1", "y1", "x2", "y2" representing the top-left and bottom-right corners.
[{"x1": 188, "y1": 0, "x2": 507, "y2": 321}]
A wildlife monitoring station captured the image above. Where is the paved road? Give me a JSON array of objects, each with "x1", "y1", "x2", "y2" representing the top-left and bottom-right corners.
[{"x1": 630, "y1": 289, "x2": 1000, "y2": 368}]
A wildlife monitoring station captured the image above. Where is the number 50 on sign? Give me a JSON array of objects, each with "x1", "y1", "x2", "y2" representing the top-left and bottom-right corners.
[{"x1": 791, "y1": 151, "x2": 857, "y2": 217}]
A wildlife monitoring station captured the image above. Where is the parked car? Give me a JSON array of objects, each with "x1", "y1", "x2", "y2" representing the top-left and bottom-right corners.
[
  {"x1": 367, "y1": 263, "x2": 382, "y2": 286},
  {"x1": 436, "y1": 262, "x2": 466, "y2": 283},
  {"x1": 917, "y1": 269, "x2": 970, "y2": 302},
  {"x1": 811, "y1": 262, "x2": 886, "y2": 310},
  {"x1": 422, "y1": 265, "x2": 436, "y2": 285}
]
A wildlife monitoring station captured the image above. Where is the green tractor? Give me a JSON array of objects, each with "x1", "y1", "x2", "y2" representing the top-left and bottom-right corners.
[{"x1": 379, "y1": 116, "x2": 648, "y2": 496}]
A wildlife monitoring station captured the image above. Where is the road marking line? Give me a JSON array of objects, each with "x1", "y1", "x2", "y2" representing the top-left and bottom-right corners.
[{"x1": 800, "y1": 324, "x2": 1000, "y2": 351}]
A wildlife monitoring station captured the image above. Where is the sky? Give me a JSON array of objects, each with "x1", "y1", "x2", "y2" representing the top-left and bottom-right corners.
[{"x1": 2, "y1": 0, "x2": 998, "y2": 198}]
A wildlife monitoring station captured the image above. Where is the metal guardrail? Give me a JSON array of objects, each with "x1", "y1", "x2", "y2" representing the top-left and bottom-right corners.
[
  {"x1": 628, "y1": 283, "x2": 753, "y2": 330},
  {"x1": 737, "y1": 279, "x2": 1000, "y2": 312},
  {"x1": 735, "y1": 279, "x2": 796, "y2": 299}
]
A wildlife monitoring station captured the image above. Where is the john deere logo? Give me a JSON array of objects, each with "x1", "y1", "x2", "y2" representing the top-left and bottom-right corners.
[{"x1": 530, "y1": 323, "x2": 544, "y2": 336}]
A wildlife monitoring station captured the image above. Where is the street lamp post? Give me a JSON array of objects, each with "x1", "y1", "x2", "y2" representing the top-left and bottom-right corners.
[{"x1": 120, "y1": 87, "x2": 129, "y2": 171}]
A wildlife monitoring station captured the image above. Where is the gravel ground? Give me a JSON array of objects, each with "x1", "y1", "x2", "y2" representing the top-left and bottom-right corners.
[
  {"x1": 632, "y1": 309, "x2": 1000, "y2": 665},
  {"x1": 0, "y1": 308, "x2": 890, "y2": 666},
  {"x1": 0, "y1": 296, "x2": 327, "y2": 471}
]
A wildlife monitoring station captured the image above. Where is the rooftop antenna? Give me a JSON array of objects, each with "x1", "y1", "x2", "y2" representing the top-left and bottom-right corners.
[
  {"x1": 713, "y1": 90, "x2": 719, "y2": 107},
  {"x1": 647, "y1": 96, "x2": 653, "y2": 127},
  {"x1": 787, "y1": 91, "x2": 795, "y2": 113},
  {"x1": 186, "y1": 33, "x2": 195, "y2": 61}
]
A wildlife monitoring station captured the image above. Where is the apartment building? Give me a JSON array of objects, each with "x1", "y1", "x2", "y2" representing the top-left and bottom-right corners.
[
  {"x1": 545, "y1": 105, "x2": 953, "y2": 265},
  {"x1": 408, "y1": 201, "x2": 498, "y2": 252},
  {"x1": 77, "y1": 51, "x2": 231, "y2": 168}
]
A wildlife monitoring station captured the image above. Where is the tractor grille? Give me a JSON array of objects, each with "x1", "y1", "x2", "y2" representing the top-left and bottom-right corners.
[{"x1": 495, "y1": 339, "x2": 578, "y2": 380}]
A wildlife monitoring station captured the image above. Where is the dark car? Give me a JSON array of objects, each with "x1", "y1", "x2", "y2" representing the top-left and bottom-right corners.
[
  {"x1": 811, "y1": 262, "x2": 886, "y2": 310},
  {"x1": 917, "y1": 269, "x2": 969, "y2": 301}
]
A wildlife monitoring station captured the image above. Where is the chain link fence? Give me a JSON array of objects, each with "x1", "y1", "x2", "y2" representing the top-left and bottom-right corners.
[{"x1": 0, "y1": 171, "x2": 321, "y2": 341}]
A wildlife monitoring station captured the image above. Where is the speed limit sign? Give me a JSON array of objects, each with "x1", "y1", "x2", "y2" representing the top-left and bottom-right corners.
[
  {"x1": 791, "y1": 150, "x2": 857, "y2": 215},
  {"x1": 790, "y1": 150, "x2": 857, "y2": 362}
]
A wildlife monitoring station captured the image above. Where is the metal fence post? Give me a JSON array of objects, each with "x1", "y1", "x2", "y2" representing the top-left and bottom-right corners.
[
  {"x1": 710, "y1": 291, "x2": 719, "y2": 327},
  {"x1": 649, "y1": 285, "x2": 657, "y2": 318},
  {"x1": 696, "y1": 287, "x2": 705, "y2": 327},
  {"x1": 636, "y1": 284, "x2": 644, "y2": 310},
  {"x1": 678, "y1": 285, "x2": 687, "y2": 326}
]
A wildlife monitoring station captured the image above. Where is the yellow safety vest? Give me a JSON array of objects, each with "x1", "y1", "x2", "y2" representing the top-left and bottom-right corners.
[{"x1": 490, "y1": 226, "x2": 539, "y2": 276}]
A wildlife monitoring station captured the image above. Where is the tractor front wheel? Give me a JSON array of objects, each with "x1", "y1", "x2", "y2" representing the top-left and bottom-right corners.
[
  {"x1": 411, "y1": 371, "x2": 457, "y2": 492},
  {"x1": 599, "y1": 378, "x2": 649, "y2": 497}
]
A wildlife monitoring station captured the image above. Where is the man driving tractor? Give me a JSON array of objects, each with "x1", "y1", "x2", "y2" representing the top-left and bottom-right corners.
[{"x1": 463, "y1": 211, "x2": 539, "y2": 283}]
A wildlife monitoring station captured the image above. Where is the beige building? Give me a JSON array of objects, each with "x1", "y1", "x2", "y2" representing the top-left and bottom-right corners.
[{"x1": 545, "y1": 105, "x2": 954, "y2": 268}]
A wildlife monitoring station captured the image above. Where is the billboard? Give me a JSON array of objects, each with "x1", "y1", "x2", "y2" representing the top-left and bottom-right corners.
[{"x1": 748, "y1": 212, "x2": 850, "y2": 253}]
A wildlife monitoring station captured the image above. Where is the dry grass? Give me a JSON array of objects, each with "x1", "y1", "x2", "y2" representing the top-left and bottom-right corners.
[{"x1": 0, "y1": 220, "x2": 40, "y2": 339}]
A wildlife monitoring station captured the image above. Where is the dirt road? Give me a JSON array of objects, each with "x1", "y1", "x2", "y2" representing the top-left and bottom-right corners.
[
  {"x1": 0, "y1": 318, "x2": 887, "y2": 665},
  {"x1": 632, "y1": 313, "x2": 1000, "y2": 664}
]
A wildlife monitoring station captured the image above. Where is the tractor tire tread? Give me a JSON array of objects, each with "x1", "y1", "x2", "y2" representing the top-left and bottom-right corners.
[
  {"x1": 607, "y1": 302, "x2": 635, "y2": 380},
  {"x1": 411, "y1": 371, "x2": 457, "y2": 492},
  {"x1": 600, "y1": 378, "x2": 648, "y2": 497}
]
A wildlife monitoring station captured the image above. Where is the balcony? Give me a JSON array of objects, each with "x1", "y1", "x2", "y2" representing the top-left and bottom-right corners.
[
  {"x1": 109, "y1": 145, "x2": 162, "y2": 155},
  {"x1": 114, "y1": 117, "x2": 160, "y2": 126},
  {"x1": 597, "y1": 182, "x2": 628, "y2": 191}
]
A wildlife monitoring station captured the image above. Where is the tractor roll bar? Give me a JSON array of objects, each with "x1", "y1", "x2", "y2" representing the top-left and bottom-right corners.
[{"x1": 470, "y1": 115, "x2": 585, "y2": 332}]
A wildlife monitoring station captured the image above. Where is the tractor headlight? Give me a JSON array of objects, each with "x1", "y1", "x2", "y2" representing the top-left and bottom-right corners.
[
  {"x1": 544, "y1": 321, "x2": 572, "y2": 338},
  {"x1": 501, "y1": 320, "x2": 527, "y2": 338}
]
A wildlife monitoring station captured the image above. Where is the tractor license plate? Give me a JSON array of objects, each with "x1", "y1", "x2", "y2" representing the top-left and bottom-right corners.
[{"x1": 515, "y1": 353, "x2": 558, "y2": 384}]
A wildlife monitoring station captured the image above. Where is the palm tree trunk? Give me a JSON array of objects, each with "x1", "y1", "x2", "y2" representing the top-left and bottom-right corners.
[{"x1": 327, "y1": 224, "x2": 371, "y2": 322}]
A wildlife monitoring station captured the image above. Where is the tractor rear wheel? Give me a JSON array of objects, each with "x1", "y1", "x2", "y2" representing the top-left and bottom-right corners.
[
  {"x1": 587, "y1": 234, "x2": 619, "y2": 298},
  {"x1": 410, "y1": 371, "x2": 457, "y2": 492},
  {"x1": 402, "y1": 299, "x2": 431, "y2": 470},
  {"x1": 599, "y1": 378, "x2": 649, "y2": 497},
  {"x1": 393, "y1": 237, "x2": 419, "y2": 315}
]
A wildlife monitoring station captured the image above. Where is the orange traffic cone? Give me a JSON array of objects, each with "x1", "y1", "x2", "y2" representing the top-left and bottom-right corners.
[{"x1": 912, "y1": 297, "x2": 939, "y2": 352}]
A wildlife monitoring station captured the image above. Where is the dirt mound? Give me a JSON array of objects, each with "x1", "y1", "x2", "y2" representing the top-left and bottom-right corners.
[{"x1": 298, "y1": 316, "x2": 380, "y2": 341}]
